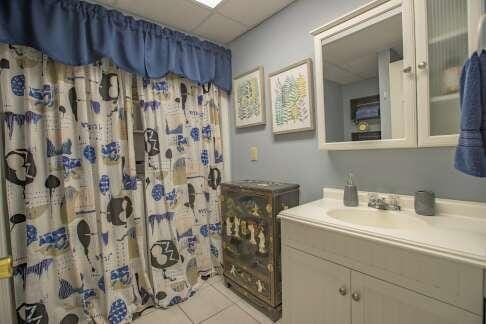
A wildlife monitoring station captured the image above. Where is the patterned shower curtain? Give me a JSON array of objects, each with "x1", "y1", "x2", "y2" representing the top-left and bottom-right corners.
[
  {"x1": 136, "y1": 75, "x2": 224, "y2": 307},
  {"x1": 0, "y1": 44, "x2": 154, "y2": 323}
]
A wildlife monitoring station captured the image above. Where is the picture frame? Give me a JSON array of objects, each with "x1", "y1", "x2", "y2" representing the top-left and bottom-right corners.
[
  {"x1": 268, "y1": 58, "x2": 315, "y2": 134},
  {"x1": 233, "y1": 66, "x2": 266, "y2": 128}
]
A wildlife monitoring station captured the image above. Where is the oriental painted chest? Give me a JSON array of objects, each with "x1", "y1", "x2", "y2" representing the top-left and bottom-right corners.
[{"x1": 221, "y1": 180, "x2": 299, "y2": 321}]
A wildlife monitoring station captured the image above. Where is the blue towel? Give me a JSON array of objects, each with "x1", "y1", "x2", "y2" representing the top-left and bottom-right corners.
[
  {"x1": 455, "y1": 51, "x2": 486, "y2": 177},
  {"x1": 480, "y1": 52, "x2": 486, "y2": 155}
]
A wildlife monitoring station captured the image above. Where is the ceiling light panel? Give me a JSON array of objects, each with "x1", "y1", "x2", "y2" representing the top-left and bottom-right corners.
[{"x1": 193, "y1": 0, "x2": 223, "y2": 9}]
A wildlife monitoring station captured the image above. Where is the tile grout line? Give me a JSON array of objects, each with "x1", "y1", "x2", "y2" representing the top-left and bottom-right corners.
[
  {"x1": 209, "y1": 279, "x2": 268, "y2": 324},
  {"x1": 200, "y1": 281, "x2": 235, "y2": 323},
  {"x1": 233, "y1": 302, "x2": 266, "y2": 324},
  {"x1": 199, "y1": 300, "x2": 235, "y2": 324},
  {"x1": 177, "y1": 304, "x2": 196, "y2": 324}
]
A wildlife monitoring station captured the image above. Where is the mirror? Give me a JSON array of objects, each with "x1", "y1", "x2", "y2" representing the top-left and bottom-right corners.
[{"x1": 323, "y1": 13, "x2": 406, "y2": 144}]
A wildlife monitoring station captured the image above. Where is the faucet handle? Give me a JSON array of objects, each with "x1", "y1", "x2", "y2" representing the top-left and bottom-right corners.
[
  {"x1": 368, "y1": 193, "x2": 378, "y2": 207},
  {"x1": 388, "y1": 194, "x2": 401, "y2": 210},
  {"x1": 368, "y1": 193, "x2": 378, "y2": 202}
]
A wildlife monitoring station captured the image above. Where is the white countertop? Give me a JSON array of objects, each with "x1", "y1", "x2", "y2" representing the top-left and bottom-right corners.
[{"x1": 279, "y1": 189, "x2": 486, "y2": 268}]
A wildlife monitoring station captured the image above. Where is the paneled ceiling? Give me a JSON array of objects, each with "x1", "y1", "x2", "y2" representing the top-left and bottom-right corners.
[
  {"x1": 90, "y1": 0, "x2": 296, "y2": 44},
  {"x1": 323, "y1": 14, "x2": 403, "y2": 85}
]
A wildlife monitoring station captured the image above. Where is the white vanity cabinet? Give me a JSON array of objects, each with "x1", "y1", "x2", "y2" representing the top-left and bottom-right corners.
[
  {"x1": 282, "y1": 246, "x2": 351, "y2": 324},
  {"x1": 350, "y1": 271, "x2": 481, "y2": 324},
  {"x1": 281, "y1": 219, "x2": 484, "y2": 324},
  {"x1": 312, "y1": 0, "x2": 484, "y2": 150}
]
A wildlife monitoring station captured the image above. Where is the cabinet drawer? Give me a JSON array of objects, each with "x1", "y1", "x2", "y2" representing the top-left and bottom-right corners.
[
  {"x1": 224, "y1": 257, "x2": 272, "y2": 304},
  {"x1": 282, "y1": 219, "x2": 484, "y2": 315}
]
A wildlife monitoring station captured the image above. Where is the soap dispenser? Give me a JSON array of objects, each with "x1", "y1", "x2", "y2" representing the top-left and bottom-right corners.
[{"x1": 343, "y1": 173, "x2": 359, "y2": 207}]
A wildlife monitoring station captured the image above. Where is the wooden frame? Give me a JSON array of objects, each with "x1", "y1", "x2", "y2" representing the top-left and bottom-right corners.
[
  {"x1": 268, "y1": 58, "x2": 315, "y2": 135},
  {"x1": 311, "y1": 0, "x2": 418, "y2": 150},
  {"x1": 233, "y1": 66, "x2": 266, "y2": 128},
  {"x1": 415, "y1": 0, "x2": 483, "y2": 147}
]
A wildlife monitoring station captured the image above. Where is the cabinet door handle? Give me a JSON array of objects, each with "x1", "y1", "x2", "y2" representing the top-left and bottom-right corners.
[
  {"x1": 417, "y1": 61, "x2": 428, "y2": 70},
  {"x1": 351, "y1": 292, "x2": 361, "y2": 302},
  {"x1": 338, "y1": 286, "x2": 347, "y2": 296},
  {"x1": 402, "y1": 66, "x2": 412, "y2": 73}
]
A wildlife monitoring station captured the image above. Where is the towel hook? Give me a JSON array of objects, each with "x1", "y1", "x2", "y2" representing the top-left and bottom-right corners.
[{"x1": 477, "y1": 13, "x2": 486, "y2": 52}]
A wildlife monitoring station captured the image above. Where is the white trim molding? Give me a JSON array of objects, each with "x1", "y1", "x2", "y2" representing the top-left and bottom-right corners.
[{"x1": 312, "y1": 0, "x2": 417, "y2": 151}]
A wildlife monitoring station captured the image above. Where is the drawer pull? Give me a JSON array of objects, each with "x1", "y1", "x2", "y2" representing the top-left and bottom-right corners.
[
  {"x1": 418, "y1": 61, "x2": 427, "y2": 69},
  {"x1": 338, "y1": 286, "x2": 347, "y2": 296},
  {"x1": 352, "y1": 292, "x2": 361, "y2": 302}
]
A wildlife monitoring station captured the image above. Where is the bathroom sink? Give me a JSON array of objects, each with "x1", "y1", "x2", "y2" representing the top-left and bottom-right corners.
[{"x1": 327, "y1": 208, "x2": 427, "y2": 229}]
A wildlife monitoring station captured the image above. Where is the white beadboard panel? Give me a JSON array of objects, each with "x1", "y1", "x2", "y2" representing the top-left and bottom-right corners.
[
  {"x1": 195, "y1": 13, "x2": 247, "y2": 43},
  {"x1": 282, "y1": 246, "x2": 351, "y2": 324},
  {"x1": 115, "y1": 0, "x2": 211, "y2": 32},
  {"x1": 351, "y1": 271, "x2": 482, "y2": 324},
  {"x1": 281, "y1": 219, "x2": 484, "y2": 315},
  {"x1": 217, "y1": 0, "x2": 295, "y2": 27}
]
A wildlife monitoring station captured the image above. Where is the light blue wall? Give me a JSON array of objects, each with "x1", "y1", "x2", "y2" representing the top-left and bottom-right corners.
[
  {"x1": 228, "y1": 0, "x2": 486, "y2": 203},
  {"x1": 323, "y1": 80, "x2": 344, "y2": 143}
]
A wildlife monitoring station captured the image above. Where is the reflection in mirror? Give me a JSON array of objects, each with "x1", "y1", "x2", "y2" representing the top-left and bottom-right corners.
[{"x1": 323, "y1": 13, "x2": 405, "y2": 143}]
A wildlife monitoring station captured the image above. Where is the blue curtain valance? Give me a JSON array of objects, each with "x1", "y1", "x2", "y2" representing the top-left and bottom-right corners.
[{"x1": 0, "y1": 0, "x2": 232, "y2": 92}]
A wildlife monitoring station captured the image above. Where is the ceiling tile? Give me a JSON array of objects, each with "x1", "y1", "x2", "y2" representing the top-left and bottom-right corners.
[
  {"x1": 217, "y1": 0, "x2": 294, "y2": 27},
  {"x1": 195, "y1": 13, "x2": 247, "y2": 43},
  {"x1": 115, "y1": 0, "x2": 211, "y2": 32}
]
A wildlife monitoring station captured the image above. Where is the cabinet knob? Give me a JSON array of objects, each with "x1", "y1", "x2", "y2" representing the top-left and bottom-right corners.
[
  {"x1": 338, "y1": 286, "x2": 347, "y2": 296},
  {"x1": 351, "y1": 292, "x2": 361, "y2": 302},
  {"x1": 417, "y1": 61, "x2": 428, "y2": 70},
  {"x1": 402, "y1": 66, "x2": 412, "y2": 73}
]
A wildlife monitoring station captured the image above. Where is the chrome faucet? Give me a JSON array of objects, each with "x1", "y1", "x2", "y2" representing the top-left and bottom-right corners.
[{"x1": 368, "y1": 193, "x2": 401, "y2": 211}]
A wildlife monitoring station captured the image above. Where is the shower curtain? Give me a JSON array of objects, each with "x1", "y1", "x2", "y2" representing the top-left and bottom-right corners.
[
  {"x1": 0, "y1": 44, "x2": 154, "y2": 323},
  {"x1": 136, "y1": 76, "x2": 224, "y2": 307}
]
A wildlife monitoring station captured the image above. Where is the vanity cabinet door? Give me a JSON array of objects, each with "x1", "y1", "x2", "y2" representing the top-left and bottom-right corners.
[
  {"x1": 282, "y1": 246, "x2": 351, "y2": 324},
  {"x1": 415, "y1": 0, "x2": 483, "y2": 147},
  {"x1": 350, "y1": 271, "x2": 482, "y2": 324}
]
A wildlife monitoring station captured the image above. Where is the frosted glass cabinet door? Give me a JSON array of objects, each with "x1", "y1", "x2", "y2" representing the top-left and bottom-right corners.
[
  {"x1": 281, "y1": 246, "x2": 351, "y2": 324},
  {"x1": 415, "y1": 0, "x2": 483, "y2": 147}
]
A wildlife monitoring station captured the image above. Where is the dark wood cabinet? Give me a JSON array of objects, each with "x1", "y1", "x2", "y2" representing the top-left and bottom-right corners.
[{"x1": 221, "y1": 180, "x2": 299, "y2": 321}]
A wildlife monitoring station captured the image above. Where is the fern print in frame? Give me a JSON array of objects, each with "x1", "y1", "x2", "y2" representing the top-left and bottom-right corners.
[
  {"x1": 233, "y1": 66, "x2": 266, "y2": 128},
  {"x1": 269, "y1": 59, "x2": 315, "y2": 134}
]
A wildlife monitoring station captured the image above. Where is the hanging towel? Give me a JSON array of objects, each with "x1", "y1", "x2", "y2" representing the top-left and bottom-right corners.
[
  {"x1": 455, "y1": 52, "x2": 486, "y2": 177},
  {"x1": 480, "y1": 52, "x2": 486, "y2": 157}
]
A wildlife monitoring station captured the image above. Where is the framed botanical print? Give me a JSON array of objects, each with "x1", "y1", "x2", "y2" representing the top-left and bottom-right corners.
[
  {"x1": 233, "y1": 66, "x2": 266, "y2": 128},
  {"x1": 269, "y1": 58, "x2": 314, "y2": 134}
]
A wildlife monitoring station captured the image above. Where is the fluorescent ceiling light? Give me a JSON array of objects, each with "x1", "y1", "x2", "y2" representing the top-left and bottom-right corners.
[{"x1": 194, "y1": 0, "x2": 223, "y2": 8}]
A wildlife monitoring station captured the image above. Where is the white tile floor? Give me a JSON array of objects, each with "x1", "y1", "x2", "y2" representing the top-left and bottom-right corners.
[{"x1": 136, "y1": 276, "x2": 281, "y2": 324}]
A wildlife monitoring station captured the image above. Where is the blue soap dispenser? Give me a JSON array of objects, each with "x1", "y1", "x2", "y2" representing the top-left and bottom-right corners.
[{"x1": 343, "y1": 173, "x2": 359, "y2": 207}]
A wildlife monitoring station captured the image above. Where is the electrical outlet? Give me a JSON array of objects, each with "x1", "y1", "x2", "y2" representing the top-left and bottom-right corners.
[{"x1": 250, "y1": 146, "x2": 258, "y2": 161}]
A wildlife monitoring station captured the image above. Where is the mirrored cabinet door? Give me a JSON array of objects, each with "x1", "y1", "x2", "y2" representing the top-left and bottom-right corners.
[
  {"x1": 313, "y1": 0, "x2": 417, "y2": 150},
  {"x1": 415, "y1": 0, "x2": 483, "y2": 147}
]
